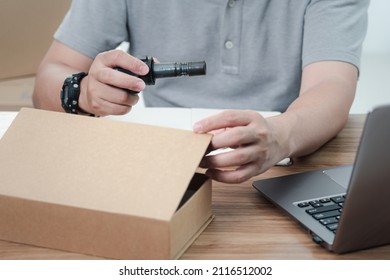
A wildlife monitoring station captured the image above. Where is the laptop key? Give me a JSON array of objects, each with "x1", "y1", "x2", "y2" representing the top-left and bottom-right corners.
[
  {"x1": 306, "y1": 203, "x2": 341, "y2": 215},
  {"x1": 310, "y1": 202, "x2": 323, "y2": 208},
  {"x1": 297, "y1": 202, "x2": 310, "y2": 208},
  {"x1": 298, "y1": 196, "x2": 345, "y2": 233},
  {"x1": 326, "y1": 223, "x2": 338, "y2": 231},
  {"x1": 319, "y1": 217, "x2": 338, "y2": 225},
  {"x1": 331, "y1": 195, "x2": 345, "y2": 204},
  {"x1": 312, "y1": 210, "x2": 340, "y2": 220},
  {"x1": 309, "y1": 200, "x2": 323, "y2": 208}
]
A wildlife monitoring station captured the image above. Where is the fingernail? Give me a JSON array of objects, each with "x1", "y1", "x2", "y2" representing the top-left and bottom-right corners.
[
  {"x1": 139, "y1": 64, "x2": 149, "y2": 74},
  {"x1": 135, "y1": 80, "x2": 145, "y2": 91},
  {"x1": 193, "y1": 122, "x2": 203, "y2": 133}
]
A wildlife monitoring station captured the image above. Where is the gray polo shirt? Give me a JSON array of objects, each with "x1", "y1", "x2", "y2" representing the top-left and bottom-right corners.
[{"x1": 55, "y1": 0, "x2": 369, "y2": 112}]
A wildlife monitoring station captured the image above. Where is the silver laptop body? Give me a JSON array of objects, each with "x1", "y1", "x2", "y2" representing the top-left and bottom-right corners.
[{"x1": 252, "y1": 105, "x2": 390, "y2": 253}]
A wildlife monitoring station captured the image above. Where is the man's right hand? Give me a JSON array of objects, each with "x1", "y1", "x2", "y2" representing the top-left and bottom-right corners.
[
  {"x1": 33, "y1": 41, "x2": 149, "y2": 116},
  {"x1": 79, "y1": 50, "x2": 149, "y2": 116}
]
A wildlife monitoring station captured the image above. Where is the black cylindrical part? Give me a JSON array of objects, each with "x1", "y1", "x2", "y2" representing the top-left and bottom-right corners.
[
  {"x1": 153, "y1": 61, "x2": 206, "y2": 78},
  {"x1": 114, "y1": 56, "x2": 206, "y2": 91}
]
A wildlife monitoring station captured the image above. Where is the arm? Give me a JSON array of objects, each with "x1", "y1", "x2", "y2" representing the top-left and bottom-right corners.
[
  {"x1": 33, "y1": 40, "x2": 149, "y2": 116},
  {"x1": 271, "y1": 61, "x2": 357, "y2": 157},
  {"x1": 193, "y1": 61, "x2": 357, "y2": 183}
]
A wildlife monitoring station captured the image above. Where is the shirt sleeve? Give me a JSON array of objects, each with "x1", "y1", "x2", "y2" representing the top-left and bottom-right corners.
[
  {"x1": 54, "y1": 0, "x2": 129, "y2": 59},
  {"x1": 302, "y1": 0, "x2": 370, "y2": 70}
]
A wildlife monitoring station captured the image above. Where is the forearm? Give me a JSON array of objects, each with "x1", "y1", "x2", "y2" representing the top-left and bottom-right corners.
[
  {"x1": 268, "y1": 62, "x2": 357, "y2": 159},
  {"x1": 33, "y1": 62, "x2": 81, "y2": 111},
  {"x1": 269, "y1": 87, "x2": 353, "y2": 159},
  {"x1": 32, "y1": 41, "x2": 92, "y2": 112}
]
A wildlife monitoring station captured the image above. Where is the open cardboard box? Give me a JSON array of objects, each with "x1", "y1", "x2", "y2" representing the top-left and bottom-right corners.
[{"x1": 0, "y1": 108, "x2": 213, "y2": 259}]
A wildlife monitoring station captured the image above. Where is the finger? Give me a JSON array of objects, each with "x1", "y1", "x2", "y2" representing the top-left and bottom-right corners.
[
  {"x1": 200, "y1": 145, "x2": 263, "y2": 169},
  {"x1": 193, "y1": 110, "x2": 258, "y2": 133},
  {"x1": 93, "y1": 50, "x2": 149, "y2": 92},
  {"x1": 87, "y1": 84, "x2": 138, "y2": 116},
  {"x1": 97, "y1": 50, "x2": 149, "y2": 76},
  {"x1": 205, "y1": 163, "x2": 259, "y2": 184},
  {"x1": 101, "y1": 87, "x2": 140, "y2": 107},
  {"x1": 95, "y1": 67, "x2": 146, "y2": 93},
  {"x1": 210, "y1": 126, "x2": 259, "y2": 150},
  {"x1": 92, "y1": 97, "x2": 133, "y2": 117}
]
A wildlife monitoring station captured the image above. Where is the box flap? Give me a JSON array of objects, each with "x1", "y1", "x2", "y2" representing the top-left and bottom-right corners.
[{"x1": 0, "y1": 108, "x2": 212, "y2": 220}]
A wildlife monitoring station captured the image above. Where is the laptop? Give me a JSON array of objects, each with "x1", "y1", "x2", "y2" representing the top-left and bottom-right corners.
[{"x1": 252, "y1": 104, "x2": 390, "y2": 253}]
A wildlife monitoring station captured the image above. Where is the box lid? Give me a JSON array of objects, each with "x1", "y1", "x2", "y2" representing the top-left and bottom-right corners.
[{"x1": 0, "y1": 108, "x2": 212, "y2": 221}]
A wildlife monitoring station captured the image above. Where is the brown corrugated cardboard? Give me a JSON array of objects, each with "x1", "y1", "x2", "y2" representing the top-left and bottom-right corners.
[
  {"x1": 0, "y1": 108, "x2": 213, "y2": 259},
  {"x1": 0, "y1": 0, "x2": 71, "y2": 79},
  {"x1": 0, "y1": 76, "x2": 34, "y2": 110}
]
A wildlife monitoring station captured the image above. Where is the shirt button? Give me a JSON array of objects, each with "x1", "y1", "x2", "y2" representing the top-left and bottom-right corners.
[
  {"x1": 228, "y1": 0, "x2": 235, "y2": 8},
  {"x1": 225, "y1": 40, "x2": 234, "y2": 49}
]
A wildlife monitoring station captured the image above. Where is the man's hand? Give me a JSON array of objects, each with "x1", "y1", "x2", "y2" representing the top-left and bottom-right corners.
[
  {"x1": 193, "y1": 110, "x2": 284, "y2": 184},
  {"x1": 33, "y1": 41, "x2": 150, "y2": 116},
  {"x1": 79, "y1": 50, "x2": 149, "y2": 116}
]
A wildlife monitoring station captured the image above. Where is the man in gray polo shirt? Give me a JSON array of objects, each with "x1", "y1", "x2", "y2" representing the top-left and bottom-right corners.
[{"x1": 33, "y1": 0, "x2": 369, "y2": 183}]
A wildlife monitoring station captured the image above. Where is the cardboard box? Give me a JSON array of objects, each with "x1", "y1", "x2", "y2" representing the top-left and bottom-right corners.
[
  {"x1": 0, "y1": 76, "x2": 34, "y2": 110},
  {"x1": 0, "y1": 108, "x2": 213, "y2": 259},
  {"x1": 0, "y1": 0, "x2": 71, "y2": 80}
]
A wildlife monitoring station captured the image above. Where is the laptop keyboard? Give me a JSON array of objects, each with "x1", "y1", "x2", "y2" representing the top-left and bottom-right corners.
[{"x1": 296, "y1": 194, "x2": 346, "y2": 233}]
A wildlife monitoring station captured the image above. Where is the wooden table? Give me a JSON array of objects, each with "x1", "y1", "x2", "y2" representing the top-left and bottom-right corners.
[{"x1": 1, "y1": 114, "x2": 389, "y2": 259}]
